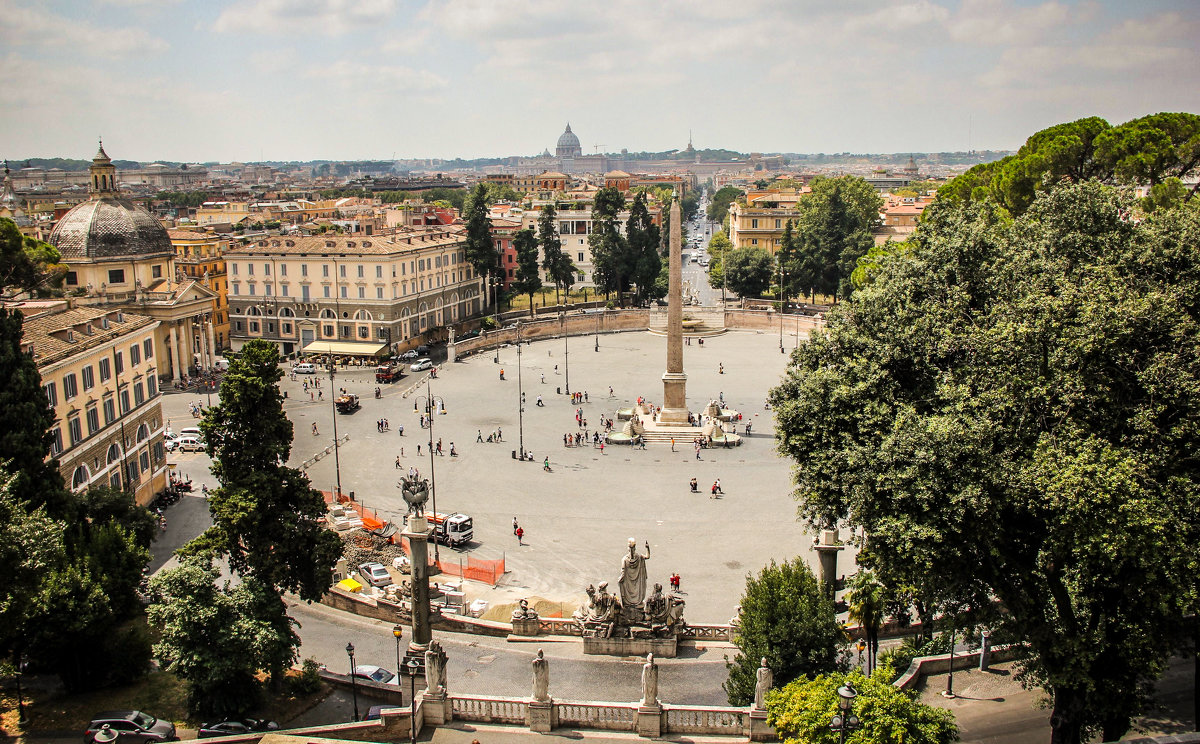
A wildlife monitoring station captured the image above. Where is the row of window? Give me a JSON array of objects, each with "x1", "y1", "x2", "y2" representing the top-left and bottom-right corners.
[
  {"x1": 230, "y1": 253, "x2": 467, "y2": 279},
  {"x1": 230, "y1": 271, "x2": 471, "y2": 299},
  {"x1": 64, "y1": 267, "x2": 164, "y2": 287},
  {"x1": 49, "y1": 376, "x2": 159, "y2": 455},
  {"x1": 43, "y1": 339, "x2": 154, "y2": 407},
  {"x1": 70, "y1": 437, "x2": 165, "y2": 491}
]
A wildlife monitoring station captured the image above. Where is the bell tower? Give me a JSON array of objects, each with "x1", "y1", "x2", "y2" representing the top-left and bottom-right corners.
[{"x1": 89, "y1": 139, "x2": 118, "y2": 197}]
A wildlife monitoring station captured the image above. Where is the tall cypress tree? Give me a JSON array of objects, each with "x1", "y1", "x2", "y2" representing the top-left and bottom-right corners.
[
  {"x1": 463, "y1": 183, "x2": 498, "y2": 314},
  {"x1": 513, "y1": 228, "x2": 542, "y2": 316},
  {"x1": 538, "y1": 204, "x2": 567, "y2": 305}
]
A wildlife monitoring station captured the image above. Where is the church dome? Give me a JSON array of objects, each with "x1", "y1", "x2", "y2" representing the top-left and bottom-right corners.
[
  {"x1": 555, "y1": 123, "x2": 582, "y2": 158},
  {"x1": 50, "y1": 197, "x2": 174, "y2": 261}
]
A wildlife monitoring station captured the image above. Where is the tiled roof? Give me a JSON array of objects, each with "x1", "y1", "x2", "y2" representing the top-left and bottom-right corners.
[
  {"x1": 224, "y1": 227, "x2": 467, "y2": 257},
  {"x1": 19, "y1": 306, "x2": 154, "y2": 368},
  {"x1": 167, "y1": 229, "x2": 218, "y2": 240},
  {"x1": 50, "y1": 197, "x2": 174, "y2": 261}
]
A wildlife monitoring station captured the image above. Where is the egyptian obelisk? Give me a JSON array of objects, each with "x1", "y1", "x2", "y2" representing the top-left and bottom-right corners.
[{"x1": 659, "y1": 192, "x2": 690, "y2": 423}]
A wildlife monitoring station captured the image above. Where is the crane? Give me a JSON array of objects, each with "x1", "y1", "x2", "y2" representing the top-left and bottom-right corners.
[{"x1": 593, "y1": 144, "x2": 606, "y2": 154}]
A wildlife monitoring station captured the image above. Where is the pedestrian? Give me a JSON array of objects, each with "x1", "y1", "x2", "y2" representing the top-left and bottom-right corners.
[
  {"x1": 537, "y1": 395, "x2": 543, "y2": 406},
  {"x1": 477, "y1": 429, "x2": 484, "y2": 442},
  {"x1": 689, "y1": 477, "x2": 698, "y2": 492},
  {"x1": 401, "y1": 447, "x2": 404, "y2": 457},
  {"x1": 711, "y1": 482, "x2": 717, "y2": 498},
  {"x1": 543, "y1": 457, "x2": 551, "y2": 472},
  {"x1": 555, "y1": 364, "x2": 559, "y2": 374},
  {"x1": 516, "y1": 526, "x2": 524, "y2": 545},
  {"x1": 513, "y1": 517, "x2": 519, "y2": 535},
  {"x1": 541, "y1": 373, "x2": 546, "y2": 384},
  {"x1": 312, "y1": 422, "x2": 319, "y2": 436},
  {"x1": 671, "y1": 438, "x2": 675, "y2": 452},
  {"x1": 599, "y1": 441, "x2": 605, "y2": 455},
  {"x1": 498, "y1": 427, "x2": 503, "y2": 441},
  {"x1": 714, "y1": 478, "x2": 723, "y2": 494},
  {"x1": 695, "y1": 445, "x2": 701, "y2": 461},
  {"x1": 450, "y1": 443, "x2": 457, "y2": 457},
  {"x1": 609, "y1": 386, "x2": 614, "y2": 397},
  {"x1": 417, "y1": 444, "x2": 422, "y2": 456},
  {"x1": 395, "y1": 456, "x2": 401, "y2": 468},
  {"x1": 399, "y1": 424, "x2": 404, "y2": 436},
  {"x1": 584, "y1": 391, "x2": 588, "y2": 403}
]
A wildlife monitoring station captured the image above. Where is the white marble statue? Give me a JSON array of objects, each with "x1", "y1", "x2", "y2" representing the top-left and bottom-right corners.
[
  {"x1": 424, "y1": 639, "x2": 447, "y2": 695},
  {"x1": 532, "y1": 649, "x2": 550, "y2": 702},
  {"x1": 753, "y1": 657, "x2": 773, "y2": 710},
  {"x1": 641, "y1": 653, "x2": 659, "y2": 707},
  {"x1": 620, "y1": 538, "x2": 651, "y2": 607}
]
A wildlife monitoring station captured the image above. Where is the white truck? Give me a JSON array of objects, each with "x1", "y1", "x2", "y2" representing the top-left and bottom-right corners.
[{"x1": 430, "y1": 512, "x2": 474, "y2": 547}]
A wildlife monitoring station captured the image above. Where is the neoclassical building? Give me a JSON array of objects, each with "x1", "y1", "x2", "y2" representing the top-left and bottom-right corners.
[{"x1": 48, "y1": 143, "x2": 220, "y2": 382}]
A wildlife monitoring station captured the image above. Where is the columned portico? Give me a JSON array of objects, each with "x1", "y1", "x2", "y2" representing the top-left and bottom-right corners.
[{"x1": 169, "y1": 323, "x2": 182, "y2": 382}]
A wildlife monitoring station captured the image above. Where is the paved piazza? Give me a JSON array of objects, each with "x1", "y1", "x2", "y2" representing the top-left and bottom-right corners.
[{"x1": 171, "y1": 328, "x2": 826, "y2": 624}]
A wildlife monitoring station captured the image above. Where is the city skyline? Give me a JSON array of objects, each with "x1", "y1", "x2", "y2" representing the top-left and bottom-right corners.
[{"x1": 1, "y1": 0, "x2": 1198, "y2": 163}]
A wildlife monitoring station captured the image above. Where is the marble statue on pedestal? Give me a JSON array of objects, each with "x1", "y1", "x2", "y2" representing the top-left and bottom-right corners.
[
  {"x1": 424, "y1": 639, "x2": 447, "y2": 695},
  {"x1": 620, "y1": 538, "x2": 651, "y2": 607},
  {"x1": 753, "y1": 657, "x2": 773, "y2": 710},
  {"x1": 641, "y1": 653, "x2": 659, "y2": 707},
  {"x1": 532, "y1": 649, "x2": 550, "y2": 702},
  {"x1": 512, "y1": 598, "x2": 539, "y2": 621}
]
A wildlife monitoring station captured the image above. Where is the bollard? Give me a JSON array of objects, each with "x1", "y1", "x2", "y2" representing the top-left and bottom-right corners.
[
  {"x1": 557, "y1": 387, "x2": 561, "y2": 395},
  {"x1": 512, "y1": 450, "x2": 517, "y2": 459}
]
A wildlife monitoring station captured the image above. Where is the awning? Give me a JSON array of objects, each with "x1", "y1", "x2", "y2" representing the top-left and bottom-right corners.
[{"x1": 301, "y1": 340, "x2": 388, "y2": 357}]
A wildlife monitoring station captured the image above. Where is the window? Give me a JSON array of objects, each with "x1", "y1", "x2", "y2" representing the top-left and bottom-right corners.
[
  {"x1": 232, "y1": 263, "x2": 239, "y2": 275},
  {"x1": 301, "y1": 264, "x2": 308, "y2": 277},
  {"x1": 751, "y1": 219, "x2": 759, "y2": 228},
  {"x1": 43, "y1": 381, "x2": 58, "y2": 407},
  {"x1": 49, "y1": 427, "x2": 62, "y2": 455},
  {"x1": 282, "y1": 323, "x2": 292, "y2": 334},
  {"x1": 68, "y1": 415, "x2": 82, "y2": 445},
  {"x1": 119, "y1": 388, "x2": 130, "y2": 414},
  {"x1": 115, "y1": 351, "x2": 124, "y2": 374},
  {"x1": 375, "y1": 265, "x2": 383, "y2": 278},
  {"x1": 152, "y1": 264, "x2": 163, "y2": 278},
  {"x1": 302, "y1": 285, "x2": 310, "y2": 301},
  {"x1": 108, "y1": 269, "x2": 126, "y2": 284},
  {"x1": 139, "y1": 450, "x2": 150, "y2": 473},
  {"x1": 267, "y1": 322, "x2": 275, "y2": 333},
  {"x1": 341, "y1": 286, "x2": 348, "y2": 298},
  {"x1": 72, "y1": 465, "x2": 88, "y2": 488},
  {"x1": 323, "y1": 324, "x2": 334, "y2": 336},
  {"x1": 376, "y1": 287, "x2": 384, "y2": 299},
  {"x1": 63, "y1": 373, "x2": 78, "y2": 400},
  {"x1": 264, "y1": 283, "x2": 273, "y2": 296},
  {"x1": 144, "y1": 338, "x2": 153, "y2": 359},
  {"x1": 578, "y1": 252, "x2": 585, "y2": 261},
  {"x1": 86, "y1": 404, "x2": 100, "y2": 435},
  {"x1": 280, "y1": 264, "x2": 287, "y2": 276},
  {"x1": 322, "y1": 264, "x2": 329, "y2": 277},
  {"x1": 358, "y1": 287, "x2": 365, "y2": 299},
  {"x1": 249, "y1": 285, "x2": 256, "y2": 296},
  {"x1": 358, "y1": 326, "x2": 369, "y2": 338},
  {"x1": 775, "y1": 219, "x2": 782, "y2": 228},
  {"x1": 130, "y1": 344, "x2": 141, "y2": 366},
  {"x1": 247, "y1": 263, "x2": 254, "y2": 276},
  {"x1": 65, "y1": 271, "x2": 78, "y2": 285},
  {"x1": 250, "y1": 321, "x2": 260, "y2": 333},
  {"x1": 134, "y1": 381, "x2": 145, "y2": 407},
  {"x1": 324, "y1": 286, "x2": 331, "y2": 298},
  {"x1": 340, "y1": 265, "x2": 347, "y2": 278},
  {"x1": 147, "y1": 376, "x2": 157, "y2": 397},
  {"x1": 153, "y1": 441, "x2": 164, "y2": 462},
  {"x1": 751, "y1": 239, "x2": 758, "y2": 245},
  {"x1": 281, "y1": 284, "x2": 289, "y2": 297},
  {"x1": 103, "y1": 394, "x2": 115, "y2": 425},
  {"x1": 232, "y1": 282, "x2": 240, "y2": 296},
  {"x1": 99, "y1": 357, "x2": 111, "y2": 381},
  {"x1": 263, "y1": 263, "x2": 271, "y2": 276},
  {"x1": 235, "y1": 321, "x2": 243, "y2": 331},
  {"x1": 357, "y1": 265, "x2": 364, "y2": 278}
]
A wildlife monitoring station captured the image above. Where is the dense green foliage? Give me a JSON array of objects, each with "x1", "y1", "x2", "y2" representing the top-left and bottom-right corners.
[
  {"x1": 766, "y1": 670, "x2": 958, "y2": 744},
  {"x1": 939, "y1": 113, "x2": 1200, "y2": 215},
  {"x1": 0, "y1": 218, "x2": 67, "y2": 296},
  {"x1": 512, "y1": 228, "x2": 542, "y2": 315},
  {"x1": 193, "y1": 340, "x2": 342, "y2": 600},
  {"x1": 784, "y1": 176, "x2": 882, "y2": 301},
  {"x1": 721, "y1": 246, "x2": 774, "y2": 298},
  {"x1": 158, "y1": 191, "x2": 212, "y2": 208},
  {"x1": 707, "y1": 186, "x2": 744, "y2": 223},
  {"x1": 588, "y1": 187, "x2": 628, "y2": 301},
  {"x1": 725, "y1": 558, "x2": 846, "y2": 705},
  {"x1": 538, "y1": 204, "x2": 574, "y2": 304},
  {"x1": 770, "y1": 182, "x2": 1200, "y2": 743},
  {"x1": 462, "y1": 183, "x2": 499, "y2": 311},
  {"x1": 705, "y1": 230, "x2": 732, "y2": 290},
  {"x1": 625, "y1": 191, "x2": 662, "y2": 304}
]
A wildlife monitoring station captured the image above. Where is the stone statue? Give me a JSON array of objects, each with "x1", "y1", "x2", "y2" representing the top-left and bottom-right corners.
[
  {"x1": 644, "y1": 582, "x2": 669, "y2": 625},
  {"x1": 531, "y1": 649, "x2": 550, "y2": 702},
  {"x1": 512, "y1": 598, "x2": 539, "y2": 621},
  {"x1": 641, "y1": 653, "x2": 659, "y2": 707},
  {"x1": 620, "y1": 538, "x2": 651, "y2": 607},
  {"x1": 573, "y1": 583, "x2": 621, "y2": 637},
  {"x1": 424, "y1": 639, "x2": 448, "y2": 695},
  {"x1": 399, "y1": 475, "x2": 429, "y2": 517},
  {"x1": 753, "y1": 657, "x2": 773, "y2": 710}
]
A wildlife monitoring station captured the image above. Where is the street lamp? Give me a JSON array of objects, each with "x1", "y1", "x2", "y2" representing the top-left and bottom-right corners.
[
  {"x1": 346, "y1": 642, "x2": 359, "y2": 722},
  {"x1": 516, "y1": 322, "x2": 525, "y2": 459},
  {"x1": 562, "y1": 312, "x2": 570, "y2": 395},
  {"x1": 423, "y1": 377, "x2": 442, "y2": 561},
  {"x1": 405, "y1": 656, "x2": 420, "y2": 744},
  {"x1": 779, "y1": 259, "x2": 786, "y2": 354},
  {"x1": 328, "y1": 354, "x2": 344, "y2": 498},
  {"x1": 392, "y1": 624, "x2": 404, "y2": 685},
  {"x1": 829, "y1": 682, "x2": 859, "y2": 744},
  {"x1": 594, "y1": 311, "x2": 600, "y2": 352}
]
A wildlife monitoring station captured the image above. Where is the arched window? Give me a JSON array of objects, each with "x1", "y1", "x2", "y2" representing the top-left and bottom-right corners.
[
  {"x1": 279, "y1": 307, "x2": 295, "y2": 318},
  {"x1": 247, "y1": 306, "x2": 263, "y2": 317},
  {"x1": 136, "y1": 424, "x2": 150, "y2": 443},
  {"x1": 353, "y1": 310, "x2": 372, "y2": 321},
  {"x1": 107, "y1": 443, "x2": 122, "y2": 464},
  {"x1": 72, "y1": 465, "x2": 90, "y2": 489},
  {"x1": 320, "y1": 309, "x2": 336, "y2": 319}
]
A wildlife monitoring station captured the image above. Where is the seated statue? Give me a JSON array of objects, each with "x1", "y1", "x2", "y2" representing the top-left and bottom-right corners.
[
  {"x1": 644, "y1": 582, "x2": 669, "y2": 625},
  {"x1": 573, "y1": 582, "x2": 622, "y2": 637},
  {"x1": 512, "y1": 598, "x2": 539, "y2": 621}
]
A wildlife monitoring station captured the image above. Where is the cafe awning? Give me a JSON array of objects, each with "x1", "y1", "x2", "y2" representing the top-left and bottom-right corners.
[{"x1": 301, "y1": 340, "x2": 388, "y2": 357}]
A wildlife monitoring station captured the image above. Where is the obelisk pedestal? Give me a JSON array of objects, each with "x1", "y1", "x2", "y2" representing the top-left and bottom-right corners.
[
  {"x1": 659, "y1": 193, "x2": 690, "y2": 424},
  {"x1": 403, "y1": 514, "x2": 433, "y2": 670}
]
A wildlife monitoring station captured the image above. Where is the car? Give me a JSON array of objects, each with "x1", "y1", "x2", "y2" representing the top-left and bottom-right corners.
[
  {"x1": 410, "y1": 358, "x2": 433, "y2": 372},
  {"x1": 293, "y1": 362, "x2": 316, "y2": 374},
  {"x1": 351, "y1": 664, "x2": 399, "y2": 685},
  {"x1": 399, "y1": 350, "x2": 419, "y2": 360},
  {"x1": 174, "y1": 435, "x2": 205, "y2": 452},
  {"x1": 416, "y1": 344, "x2": 431, "y2": 355},
  {"x1": 358, "y1": 561, "x2": 393, "y2": 587},
  {"x1": 164, "y1": 436, "x2": 179, "y2": 453},
  {"x1": 197, "y1": 719, "x2": 279, "y2": 738},
  {"x1": 85, "y1": 710, "x2": 177, "y2": 743}
]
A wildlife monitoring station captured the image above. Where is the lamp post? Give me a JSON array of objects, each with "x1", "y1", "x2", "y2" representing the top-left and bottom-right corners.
[
  {"x1": 594, "y1": 311, "x2": 600, "y2": 352},
  {"x1": 829, "y1": 682, "x2": 859, "y2": 744},
  {"x1": 406, "y1": 656, "x2": 420, "y2": 744},
  {"x1": 516, "y1": 322, "x2": 525, "y2": 459},
  {"x1": 943, "y1": 622, "x2": 958, "y2": 699},
  {"x1": 392, "y1": 624, "x2": 404, "y2": 686},
  {"x1": 779, "y1": 260, "x2": 785, "y2": 354},
  {"x1": 562, "y1": 312, "x2": 570, "y2": 395},
  {"x1": 328, "y1": 353, "x2": 344, "y2": 498},
  {"x1": 346, "y1": 642, "x2": 359, "y2": 722},
  {"x1": 424, "y1": 378, "x2": 442, "y2": 561}
]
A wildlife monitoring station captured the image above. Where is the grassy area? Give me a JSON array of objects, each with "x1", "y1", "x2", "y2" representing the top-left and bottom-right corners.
[
  {"x1": 0, "y1": 669, "x2": 331, "y2": 736},
  {"x1": 505, "y1": 288, "x2": 604, "y2": 313}
]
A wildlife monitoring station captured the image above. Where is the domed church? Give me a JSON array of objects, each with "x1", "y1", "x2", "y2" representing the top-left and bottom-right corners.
[
  {"x1": 555, "y1": 123, "x2": 583, "y2": 159},
  {"x1": 50, "y1": 142, "x2": 218, "y2": 383}
]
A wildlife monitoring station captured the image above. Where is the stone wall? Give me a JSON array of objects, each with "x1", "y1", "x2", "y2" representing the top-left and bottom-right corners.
[
  {"x1": 453, "y1": 310, "x2": 650, "y2": 358},
  {"x1": 724, "y1": 309, "x2": 823, "y2": 336}
]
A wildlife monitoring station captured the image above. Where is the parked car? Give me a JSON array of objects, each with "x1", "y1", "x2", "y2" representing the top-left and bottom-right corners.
[
  {"x1": 293, "y1": 362, "x2": 316, "y2": 374},
  {"x1": 416, "y1": 344, "x2": 431, "y2": 355},
  {"x1": 164, "y1": 436, "x2": 179, "y2": 453},
  {"x1": 358, "y1": 561, "x2": 392, "y2": 587},
  {"x1": 197, "y1": 719, "x2": 279, "y2": 738},
  {"x1": 351, "y1": 664, "x2": 399, "y2": 685},
  {"x1": 174, "y1": 435, "x2": 205, "y2": 452},
  {"x1": 399, "y1": 350, "x2": 419, "y2": 360},
  {"x1": 84, "y1": 711, "x2": 177, "y2": 743},
  {"x1": 410, "y1": 358, "x2": 433, "y2": 372}
]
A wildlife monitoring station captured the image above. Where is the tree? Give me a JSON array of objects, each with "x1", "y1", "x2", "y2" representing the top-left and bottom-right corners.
[
  {"x1": 148, "y1": 556, "x2": 299, "y2": 716},
  {"x1": 770, "y1": 183, "x2": 1200, "y2": 743},
  {"x1": 625, "y1": 192, "x2": 661, "y2": 305},
  {"x1": 725, "y1": 558, "x2": 846, "y2": 705},
  {"x1": 766, "y1": 670, "x2": 958, "y2": 744},
  {"x1": 537, "y1": 204, "x2": 570, "y2": 305},
  {"x1": 846, "y1": 570, "x2": 885, "y2": 675},
  {"x1": 708, "y1": 186, "x2": 744, "y2": 223},
  {"x1": 193, "y1": 340, "x2": 342, "y2": 600},
  {"x1": 463, "y1": 183, "x2": 499, "y2": 313},
  {"x1": 0, "y1": 218, "x2": 68, "y2": 297},
  {"x1": 1096, "y1": 112, "x2": 1200, "y2": 192},
  {"x1": 588, "y1": 187, "x2": 629, "y2": 303},
  {"x1": 512, "y1": 228, "x2": 542, "y2": 316},
  {"x1": 706, "y1": 230, "x2": 732, "y2": 294},
  {"x1": 793, "y1": 176, "x2": 881, "y2": 301},
  {"x1": 722, "y1": 246, "x2": 774, "y2": 299}
]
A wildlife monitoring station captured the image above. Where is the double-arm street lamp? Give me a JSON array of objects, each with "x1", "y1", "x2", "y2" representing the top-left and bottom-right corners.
[
  {"x1": 328, "y1": 354, "x2": 344, "y2": 498},
  {"x1": 405, "y1": 656, "x2": 421, "y2": 744},
  {"x1": 415, "y1": 378, "x2": 444, "y2": 561},
  {"x1": 516, "y1": 322, "x2": 526, "y2": 458},
  {"x1": 829, "y1": 683, "x2": 859, "y2": 743},
  {"x1": 346, "y1": 642, "x2": 359, "y2": 722}
]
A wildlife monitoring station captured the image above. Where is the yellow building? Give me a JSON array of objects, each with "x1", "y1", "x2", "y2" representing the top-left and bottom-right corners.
[
  {"x1": 20, "y1": 304, "x2": 168, "y2": 506},
  {"x1": 726, "y1": 189, "x2": 807, "y2": 251},
  {"x1": 168, "y1": 229, "x2": 231, "y2": 350}
]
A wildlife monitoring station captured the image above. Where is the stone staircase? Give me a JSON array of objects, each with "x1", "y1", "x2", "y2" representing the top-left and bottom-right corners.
[{"x1": 647, "y1": 308, "x2": 726, "y2": 337}]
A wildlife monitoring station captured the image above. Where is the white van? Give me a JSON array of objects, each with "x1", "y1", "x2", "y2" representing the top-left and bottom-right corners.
[
  {"x1": 293, "y1": 362, "x2": 316, "y2": 374},
  {"x1": 410, "y1": 358, "x2": 433, "y2": 372},
  {"x1": 175, "y1": 435, "x2": 205, "y2": 452},
  {"x1": 214, "y1": 358, "x2": 230, "y2": 372}
]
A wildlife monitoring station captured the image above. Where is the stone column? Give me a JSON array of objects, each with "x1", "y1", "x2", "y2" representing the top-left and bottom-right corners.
[
  {"x1": 403, "y1": 514, "x2": 433, "y2": 663},
  {"x1": 186, "y1": 317, "x2": 197, "y2": 371},
  {"x1": 659, "y1": 194, "x2": 689, "y2": 424},
  {"x1": 811, "y1": 529, "x2": 845, "y2": 598},
  {"x1": 206, "y1": 319, "x2": 217, "y2": 361},
  {"x1": 168, "y1": 323, "x2": 182, "y2": 382}
]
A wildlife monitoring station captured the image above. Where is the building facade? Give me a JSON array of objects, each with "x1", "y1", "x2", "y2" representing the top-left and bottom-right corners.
[
  {"x1": 21, "y1": 305, "x2": 168, "y2": 506},
  {"x1": 168, "y1": 229, "x2": 231, "y2": 351},
  {"x1": 223, "y1": 228, "x2": 484, "y2": 357},
  {"x1": 726, "y1": 190, "x2": 806, "y2": 251}
]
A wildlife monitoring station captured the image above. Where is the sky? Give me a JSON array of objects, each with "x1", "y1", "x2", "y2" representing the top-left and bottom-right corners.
[{"x1": 1, "y1": 0, "x2": 1198, "y2": 163}]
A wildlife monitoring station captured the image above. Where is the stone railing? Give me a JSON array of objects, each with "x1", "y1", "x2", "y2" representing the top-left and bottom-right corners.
[
  {"x1": 450, "y1": 693, "x2": 528, "y2": 725},
  {"x1": 665, "y1": 704, "x2": 748, "y2": 735},
  {"x1": 537, "y1": 617, "x2": 583, "y2": 636},
  {"x1": 680, "y1": 624, "x2": 732, "y2": 642},
  {"x1": 556, "y1": 700, "x2": 638, "y2": 730}
]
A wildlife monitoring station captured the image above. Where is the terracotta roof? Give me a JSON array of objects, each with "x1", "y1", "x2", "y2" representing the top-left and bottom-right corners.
[
  {"x1": 167, "y1": 229, "x2": 218, "y2": 240},
  {"x1": 19, "y1": 306, "x2": 154, "y2": 368},
  {"x1": 225, "y1": 227, "x2": 466, "y2": 257},
  {"x1": 540, "y1": 172, "x2": 568, "y2": 179}
]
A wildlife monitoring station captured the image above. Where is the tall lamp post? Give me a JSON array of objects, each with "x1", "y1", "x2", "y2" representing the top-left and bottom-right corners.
[
  {"x1": 516, "y1": 322, "x2": 525, "y2": 458},
  {"x1": 328, "y1": 353, "x2": 344, "y2": 498},
  {"x1": 562, "y1": 312, "x2": 570, "y2": 395},
  {"x1": 829, "y1": 683, "x2": 859, "y2": 744},
  {"x1": 15, "y1": 652, "x2": 27, "y2": 725},
  {"x1": 594, "y1": 311, "x2": 600, "y2": 352},
  {"x1": 392, "y1": 624, "x2": 404, "y2": 687},
  {"x1": 346, "y1": 642, "x2": 359, "y2": 722},
  {"x1": 405, "y1": 657, "x2": 420, "y2": 744},
  {"x1": 779, "y1": 260, "x2": 786, "y2": 354},
  {"x1": 421, "y1": 378, "x2": 443, "y2": 561}
]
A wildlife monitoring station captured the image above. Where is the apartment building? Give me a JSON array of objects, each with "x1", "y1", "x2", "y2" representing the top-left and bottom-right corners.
[
  {"x1": 168, "y1": 229, "x2": 230, "y2": 350},
  {"x1": 726, "y1": 190, "x2": 806, "y2": 251},
  {"x1": 223, "y1": 227, "x2": 483, "y2": 356},
  {"x1": 21, "y1": 305, "x2": 168, "y2": 506}
]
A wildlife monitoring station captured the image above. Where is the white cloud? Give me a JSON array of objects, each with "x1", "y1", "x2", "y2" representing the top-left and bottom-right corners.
[
  {"x1": 0, "y1": 0, "x2": 169, "y2": 57},
  {"x1": 946, "y1": 0, "x2": 1073, "y2": 47},
  {"x1": 212, "y1": 0, "x2": 400, "y2": 35},
  {"x1": 309, "y1": 60, "x2": 446, "y2": 94}
]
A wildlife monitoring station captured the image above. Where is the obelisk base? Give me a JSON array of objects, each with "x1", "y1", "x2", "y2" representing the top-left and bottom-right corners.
[{"x1": 660, "y1": 372, "x2": 690, "y2": 424}]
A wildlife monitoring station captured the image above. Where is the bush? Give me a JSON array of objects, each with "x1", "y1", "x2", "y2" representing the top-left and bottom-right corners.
[
  {"x1": 291, "y1": 657, "x2": 323, "y2": 695},
  {"x1": 876, "y1": 633, "x2": 955, "y2": 683},
  {"x1": 480, "y1": 316, "x2": 498, "y2": 331},
  {"x1": 104, "y1": 620, "x2": 153, "y2": 686}
]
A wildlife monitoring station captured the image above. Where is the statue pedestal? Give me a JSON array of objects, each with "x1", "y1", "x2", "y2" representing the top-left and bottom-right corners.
[
  {"x1": 421, "y1": 692, "x2": 451, "y2": 725},
  {"x1": 748, "y1": 709, "x2": 774, "y2": 741},
  {"x1": 582, "y1": 636, "x2": 677, "y2": 658},
  {"x1": 526, "y1": 700, "x2": 555, "y2": 732},
  {"x1": 511, "y1": 618, "x2": 540, "y2": 636},
  {"x1": 636, "y1": 705, "x2": 663, "y2": 738}
]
